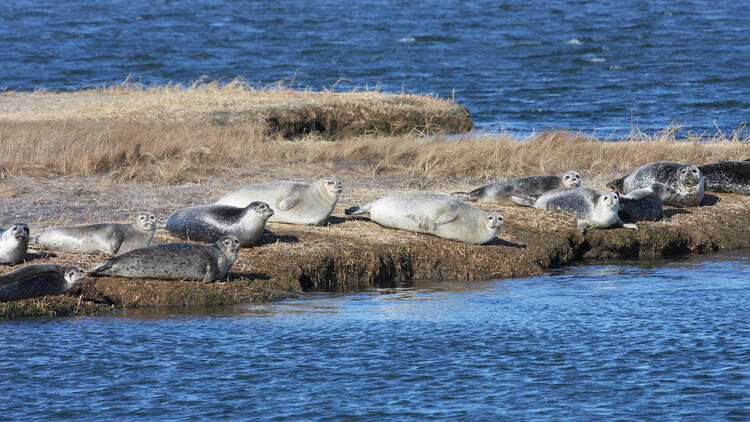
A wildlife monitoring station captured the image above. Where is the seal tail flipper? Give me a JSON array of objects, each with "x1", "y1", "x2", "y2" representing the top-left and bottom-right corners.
[
  {"x1": 451, "y1": 186, "x2": 485, "y2": 202},
  {"x1": 86, "y1": 260, "x2": 113, "y2": 276},
  {"x1": 156, "y1": 221, "x2": 167, "y2": 230},
  {"x1": 450, "y1": 191, "x2": 472, "y2": 201},
  {"x1": 606, "y1": 176, "x2": 625, "y2": 193},
  {"x1": 344, "y1": 201, "x2": 374, "y2": 217},
  {"x1": 510, "y1": 195, "x2": 536, "y2": 207}
]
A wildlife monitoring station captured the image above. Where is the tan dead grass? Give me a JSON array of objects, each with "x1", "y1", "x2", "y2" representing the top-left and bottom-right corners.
[{"x1": 0, "y1": 117, "x2": 748, "y2": 185}]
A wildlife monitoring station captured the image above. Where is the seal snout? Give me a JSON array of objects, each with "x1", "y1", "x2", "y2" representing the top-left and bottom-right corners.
[
  {"x1": 138, "y1": 212, "x2": 157, "y2": 230},
  {"x1": 488, "y1": 213, "x2": 504, "y2": 231},
  {"x1": 11, "y1": 224, "x2": 29, "y2": 241},
  {"x1": 66, "y1": 266, "x2": 86, "y2": 285},
  {"x1": 324, "y1": 177, "x2": 343, "y2": 194},
  {"x1": 220, "y1": 236, "x2": 241, "y2": 254},
  {"x1": 602, "y1": 192, "x2": 619, "y2": 208}
]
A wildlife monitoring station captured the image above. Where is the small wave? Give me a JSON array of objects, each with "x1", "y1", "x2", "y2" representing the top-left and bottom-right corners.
[
  {"x1": 397, "y1": 37, "x2": 415, "y2": 43},
  {"x1": 586, "y1": 57, "x2": 606, "y2": 63},
  {"x1": 566, "y1": 38, "x2": 583, "y2": 45}
]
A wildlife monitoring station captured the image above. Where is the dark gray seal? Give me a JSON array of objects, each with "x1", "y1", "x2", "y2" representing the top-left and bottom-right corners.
[
  {"x1": 0, "y1": 264, "x2": 85, "y2": 302},
  {"x1": 31, "y1": 212, "x2": 156, "y2": 255},
  {"x1": 0, "y1": 223, "x2": 30, "y2": 265},
  {"x1": 511, "y1": 187, "x2": 637, "y2": 231},
  {"x1": 87, "y1": 236, "x2": 241, "y2": 282},
  {"x1": 165, "y1": 201, "x2": 274, "y2": 247},
  {"x1": 619, "y1": 183, "x2": 677, "y2": 222},
  {"x1": 697, "y1": 160, "x2": 750, "y2": 195},
  {"x1": 606, "y1": 161, "x2": 705, "y2": 207},
  {"x1": 451, "y1": 170, "x2": 581, "y2": 203}
]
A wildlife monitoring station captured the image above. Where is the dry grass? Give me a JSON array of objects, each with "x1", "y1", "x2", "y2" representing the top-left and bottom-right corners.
[
  {"x1": 0, "y1": 118, "x2": 748, "y2": 185},
  {"x1": 0, "y1": 79, "x2": 472, "y2": 137}
]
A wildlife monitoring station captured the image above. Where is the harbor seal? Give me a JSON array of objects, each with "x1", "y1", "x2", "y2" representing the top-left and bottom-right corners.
[
  {"x1": 697, "y1": 160, "x2": 750, "y2": 195},
  {"x1": 0, "y1": 264, "x2": 86, "y2": 302},
  {"x1": 0, "y1": 224, "x2": 30, "y2": 265},
  {"x1": 87, "y1": 236, "x2": 241, "y2": 282},
  {"x1": 30, "y1": 212, "x2": 156, "y2": 255},
  {"x1": 619, "y1": 183, "x2": 677, "y2": 222},
  {"x1": 606, "y1": 161, "x2": 705, "y2": 207},
  {"x1": 215, "y1": 177, "x2": 343, "y2": 225},
  {"x1": 345, "y1": 193, "x2": 503, "y2": 244},
  {"x1": 165, "y1": 201, "x2": 274, "y2": 247},
  {"x1": 511, "y1": 187, "x2": 637, "y2": 231},
  {"x1": 452, "y1": 170, "x2": 582, "y2": 203}
]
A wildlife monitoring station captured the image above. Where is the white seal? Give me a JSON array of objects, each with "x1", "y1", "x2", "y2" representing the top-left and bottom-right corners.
[
  {"x1": 0, "y1": 223, "x2": 30, "y2": 265},
  {"x1": 512, "y1": 187, "x2": 637, "y2": 231},
  {"x1": 345, "y1": 193, "x2": 503, "y2": 244},
  {"x1": 215, "y1": 177, "x2": 343, "y2": 225},
  {"x1": 31, "y1": 212, "x2": 156, "y2": 255}
]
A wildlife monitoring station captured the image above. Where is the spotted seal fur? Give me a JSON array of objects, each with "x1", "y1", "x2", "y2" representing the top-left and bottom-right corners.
[
  {"x1": 87, "y1": 236, "x2": 240, "y2": 282},
  {"x1": 452, "y1": 171, "x2": 581, "y2": 203}
]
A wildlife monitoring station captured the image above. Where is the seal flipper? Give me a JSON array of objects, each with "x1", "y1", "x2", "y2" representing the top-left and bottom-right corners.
[
  {"x1": 451, "y1": 186, "x2": 484, "y2": 202},
  {"x1": 432, "y1": 212, "x2": 459, "y2": 225},
  {"x1": 345, "y1": 201, "x2": 374, "y2": 217},
  {"x1": 510, "y1": 195, "x2": 536, "y2": 207},
  {"x1": 87, "y1": 259, "x2": 114, "y2": 276},
  {"x1": 614, "y1": 216, "x2": 638, "y2": 230},
  {"x1": 109, "y1": 231, "x2": 125, "y2": 255},
  {"x1": 606, "y1": 176, "x2": 625, "y2": 193},
  {"x1": 277, "y1": 196, "x2": 300, "y2": 211}
]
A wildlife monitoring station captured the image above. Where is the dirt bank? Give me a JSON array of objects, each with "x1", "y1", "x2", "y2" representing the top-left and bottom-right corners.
[{"x1": 1, "y1": 172, "x2": 748, "y2": 319}]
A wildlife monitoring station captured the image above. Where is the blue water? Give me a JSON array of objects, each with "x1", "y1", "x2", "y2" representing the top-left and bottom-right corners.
[
  {"x1": 2, "y1": 0, "x2": 750, "y2": 135},
  {"x1": 2, "y1": 250, "x2": 749, "y2": 420}
]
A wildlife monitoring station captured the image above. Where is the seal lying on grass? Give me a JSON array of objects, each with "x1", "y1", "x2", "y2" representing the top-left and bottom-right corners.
[
  {"x1": 216, "y1": 177, "x2": 343, "y2": 225},
  {"x1": 345, "y1": 193, "x2": 503, "y2": 244},
  {"x1": 0, "y1": 224, "x2": 30, "y2": 265},
  {"x1": 87, "y1": 236, "x2": 240, "y2": 282},
  {"x1": 165, "y1": 202, "x2": 274, "y2": 247},
  {"x1": 697, "y1": 160, "x2": 750, "y2": 195},
  {"x1": 619, "y1": 183, "x2": 677, "y2": 222},
  {"x1": 511, "y1": 187, "x2": 637, "y2": 231},
  {"x1": 0, "y1": 264, "x2": 85, "y2": 302},
  {"x1": 452, "y1": 171, "x2": 582, "y2": 203},
  {"x1": 606, "y1": 161, "x2": 704, "y2": 207},
  {"x1": 31, "y1": 212, "x2": 156, "y2": 255}
]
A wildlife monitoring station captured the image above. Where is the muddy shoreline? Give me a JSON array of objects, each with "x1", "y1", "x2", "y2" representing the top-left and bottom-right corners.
[{"x1": 2, "y1": 173, "x2": 749, "y2": 319}]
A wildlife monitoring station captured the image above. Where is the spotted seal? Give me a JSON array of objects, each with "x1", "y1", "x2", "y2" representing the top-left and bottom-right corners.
[
  {"x1": 345, "y1": 193, "x2": 503, "y2": 244},
  {"x1": 87, "y1": 236, "x2": 240, "y2": 282},
  {"x1": 511, "y1": 187, "x2": 637, "y2": 231},
  {"x1": 30, "y1": 212, "x2": 156, "y2": 256},
  {"x1": 619, "y1": 183, "x2": 677, "y2": 222},
  {"x1": 697, "y1": 160, "x2": 750, "y2": 195},
  {"x1": 0, "y1": 264, "x2": 85, "y2": 302},
  {"x1": 215, "y1": 177, "x2": 342, "y2": 225},
  {"x1": 606, "y1": 161, "x2": 705, "y2": 207},
  {"x1": 165, "y1": 201, "x2": 274, "y2": 247},
  {"x1": 452, "y1": 170, "x2": 582, "y2": 203},
  {"x1": 0, "y1": 223, "x2": 30, "y2": 265}
]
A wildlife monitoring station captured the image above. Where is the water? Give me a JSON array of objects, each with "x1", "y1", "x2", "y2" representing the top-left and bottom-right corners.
[
  {"x1": 2, "y1": 250, "x2": 749, "y2": 420},
  {"x1": 2, "y1": 0, "x2": 750, "y2": 135}
]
